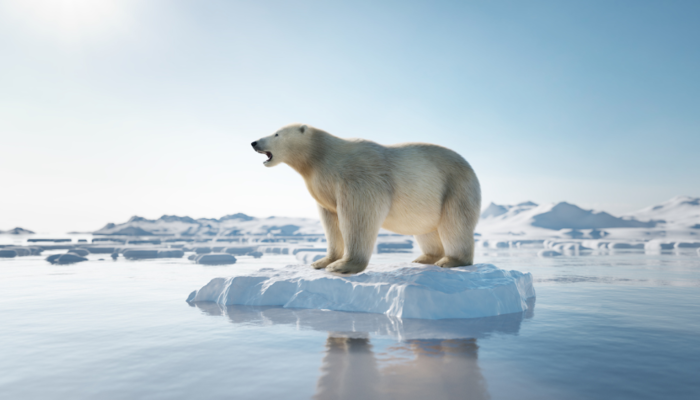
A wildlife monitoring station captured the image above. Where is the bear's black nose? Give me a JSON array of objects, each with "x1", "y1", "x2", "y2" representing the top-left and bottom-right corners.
[{"x1": 251, "y1": 141, "x2": 257, "y2": 148}]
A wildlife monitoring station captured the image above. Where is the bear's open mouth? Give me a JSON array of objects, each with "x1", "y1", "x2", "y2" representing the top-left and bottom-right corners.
[{"x1": 257, "y1": 150, "x2": 273, "y2": 164}]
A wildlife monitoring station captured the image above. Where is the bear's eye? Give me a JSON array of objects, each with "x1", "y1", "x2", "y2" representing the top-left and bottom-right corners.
[{"x1": 275, "y1": 134, "x2": 279, "y2": 137}]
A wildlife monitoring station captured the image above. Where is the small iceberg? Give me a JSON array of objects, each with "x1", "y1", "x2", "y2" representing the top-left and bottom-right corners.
[{"x1": 186, "y1": 263, "x2": 535, "y2": 320}]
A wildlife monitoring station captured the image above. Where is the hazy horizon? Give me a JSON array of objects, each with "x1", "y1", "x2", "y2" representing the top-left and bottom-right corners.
[{"x1": 2, "y1": 0, "x2": 699, "y2": 232}]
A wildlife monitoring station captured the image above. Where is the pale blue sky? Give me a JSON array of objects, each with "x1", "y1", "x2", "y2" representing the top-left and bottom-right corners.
[{"x1": 1, "y1": 0, "x2": 698, "y2": 232}]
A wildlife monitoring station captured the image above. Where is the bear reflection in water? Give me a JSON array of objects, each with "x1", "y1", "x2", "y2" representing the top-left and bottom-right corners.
[
  {"x1": 314, "y1": 336, "x2": 487, "y2": 400},
  {"x1": 190, "y1": 301, "x2": 534, "y2": 399}
]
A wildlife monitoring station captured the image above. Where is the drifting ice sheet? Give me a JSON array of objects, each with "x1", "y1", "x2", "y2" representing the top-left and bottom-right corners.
[{"x1": 187, "y1": 263, "x2": 535, "y2": 320}]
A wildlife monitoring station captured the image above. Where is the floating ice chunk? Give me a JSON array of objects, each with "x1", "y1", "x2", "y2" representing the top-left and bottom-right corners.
[
  {"x1": 86, "y1": 247, "x2": 115, "y2": 254},
  {"x1": 224, "y1": 246, "x2": 259, "y2": 255},
  {"x1": 608, "y1": 242, "x2": 644, "y2": 250},
  {"x1": 249, "y1": 251, "x2": 263, "y2": 259},
  {"x1": 258, "y1": 245, "x2": 290, "y2": 255},
  {"x1": 0, "y1": 249, "x2": 18, "y2": 258},
  {"x1": 68, "y1": 248, "x2": 90, "y2": 257},
  {"x1": 121, "y1": 249, "x2": 185, "y2": 259},
  {"x1": 2, "y1": 247, "x2": 32, "y2": 256},
  {"x1": 46, "y1": 253, "x2": 87, "y2": 264},
  {"x1": 158, "y1": 249, "x2": 185, "y2": 258},
  {"x1": 674, "y1": 242, "x2": 700, "y2": 249},
  {"x1": 195, "y1": 253, "x2": 237, "y2": 265},
  {"x1": 186, "y1": 263, "x2": 535, "y2": 320},
  {"x1": 194, "y1": 247, "x2": 212, "y2": 254},
  {"x1": 123, "y1": 249, "x2": 159, "y2": 259}
]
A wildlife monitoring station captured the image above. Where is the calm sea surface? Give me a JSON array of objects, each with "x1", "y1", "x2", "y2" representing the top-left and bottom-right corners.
[{"x1": 1, "y1": 249, "x2": 699, "y2": 399}]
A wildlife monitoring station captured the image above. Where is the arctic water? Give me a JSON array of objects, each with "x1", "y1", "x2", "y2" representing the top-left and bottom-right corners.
[{"x1": 1, "y1": 250, "x2": 699, "y2": 399}]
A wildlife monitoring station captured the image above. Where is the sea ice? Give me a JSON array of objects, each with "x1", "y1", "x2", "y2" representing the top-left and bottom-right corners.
[
  {"x1": 68, "y1": 248, "x2": 90, "y2": 257},
  {"x1": 0, "y1": 249, "x2": 18, "y2": 258},
  {"x1": 223, "y1": 245, "x2": 259, "y2": 255},
  {"x1": 675, "y1": 241, "x2": 700, "y2": 249},
  {"x1": 46, "y1": 253, "x2": 87, "y2": 264},
  {"x1": 195, "y1": 253, "x2": 237, "y2": 265},
  {"x1": 122, "y1": 249, "x2": 185, "y2": 259},
  {"x1": 186, "y1": 263, "x2": 535, "y2": 320}
]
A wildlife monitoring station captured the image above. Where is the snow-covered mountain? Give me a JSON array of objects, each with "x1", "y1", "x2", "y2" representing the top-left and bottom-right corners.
[
  {"x1": 476, "y1": 197, "x2": 698, "y2": 240},
  {"x1": 480, "y1": 201, "x2": 538, "y2": 219},
  {"x1": 94, "y1": 214, "x2": 324, "y2": 237},
  {"x1": 479, "y1": 201, "x2": 655, "y2": 229},
  {"x1": 0, "y1": 227, "x2": 34, "y2": 235},
  {"x1": 624, "y1": 196, "x2": 700, "y2": 228},
  {"x1": 91, "y1": 196, "x2": 699, "y2": 240}
]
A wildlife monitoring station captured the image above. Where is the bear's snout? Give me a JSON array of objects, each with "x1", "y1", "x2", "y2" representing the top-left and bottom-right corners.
[{"x1": 251, "y1": 141, "x2": 258, "y2": 148}]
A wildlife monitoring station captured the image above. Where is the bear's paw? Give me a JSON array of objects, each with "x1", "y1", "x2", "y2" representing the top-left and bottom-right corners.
[
  {"x1": 435, "y1": 256, "x2": 473, "y2": 268},
  {"x1": 326, "y1": 259, "x2": 368, "y2": 274},
  {"x1": 412, "y1": 254, "x2": 443, "y2": 265},
  {"x1": 310, "y1": 256, "x2": 335, "y2": 270}
]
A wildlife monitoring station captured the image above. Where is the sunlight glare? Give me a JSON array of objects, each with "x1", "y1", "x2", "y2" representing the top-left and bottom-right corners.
[{"x1": 5, "y1": 0, "x2": 132, "y2": 40}]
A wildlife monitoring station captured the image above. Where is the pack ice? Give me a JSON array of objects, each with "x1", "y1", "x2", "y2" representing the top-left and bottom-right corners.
[{"x1": 186, "y1": 263, "x2": 535, "y2": 320}]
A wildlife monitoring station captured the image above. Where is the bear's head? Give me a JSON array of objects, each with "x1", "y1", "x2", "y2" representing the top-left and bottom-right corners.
[{"x1": 251, "y1": 123, "x2": 310, "y2": 168}]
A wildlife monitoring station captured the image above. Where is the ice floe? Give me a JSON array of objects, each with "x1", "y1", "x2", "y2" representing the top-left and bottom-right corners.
[
  {"x1": 46, "y1": 253, "x2": 87, "y2": 264},
  {"x1": 186, "y1": 263, "x2": 535, "y2": 320},
  {"x1": 195, "y1": 253, "x2": 237, "y2": 265},
  {"x1": 0, "y1": 249, "x2": 18, "y2": 258},
  {"x1": 122, "y1": 249, "x2": 185, "y2": 259}
]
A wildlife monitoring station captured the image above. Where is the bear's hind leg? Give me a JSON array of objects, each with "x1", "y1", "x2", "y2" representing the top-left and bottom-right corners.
[
  {"x1": 413, "y1": 231, "x2": 444, "y2": 265},
  {"x1": 435, "y1": 194, "x2": 478, "y2": 268},
  {"x1": 312, "y1": 205, "x2": 344, "y2": 269}
]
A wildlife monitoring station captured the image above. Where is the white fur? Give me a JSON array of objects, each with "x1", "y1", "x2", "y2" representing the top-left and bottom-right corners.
[{"x1": 252, "y1": 124, "x2": 481, "y2": 274}]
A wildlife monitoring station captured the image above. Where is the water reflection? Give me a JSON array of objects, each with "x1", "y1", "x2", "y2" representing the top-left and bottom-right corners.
[
  {"x1": 190, "y1": 299, "x2": 534, "y2": 341},
  {"x1": 314, "y1": 337, "x2": 488, "y2": 400},
  {"x1": 191, "y1": 300, "x2": 534, "y2": 399}
]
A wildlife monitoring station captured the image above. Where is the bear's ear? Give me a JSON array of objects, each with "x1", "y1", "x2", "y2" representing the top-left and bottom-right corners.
[{"x1": 300, "y1": 125, "x2": 307, "y2": 134}]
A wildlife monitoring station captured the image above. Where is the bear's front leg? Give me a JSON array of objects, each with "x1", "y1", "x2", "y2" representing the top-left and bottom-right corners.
[
  {"x1": 311, "y1": 205, "x2": 344, "y2": 269},
  {"x1": 326, "y1": 192, "x2": 389, "y2": 274}
]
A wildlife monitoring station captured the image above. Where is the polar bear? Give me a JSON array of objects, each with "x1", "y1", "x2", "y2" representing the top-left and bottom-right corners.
[{"x1": 251, "y1": 124, "x2": 481, "y2": 274}]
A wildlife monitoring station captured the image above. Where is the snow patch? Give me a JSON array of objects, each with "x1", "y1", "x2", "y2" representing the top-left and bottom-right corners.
[{"x1": 186, "y1": 263, "x2": 535, "y2": 320}]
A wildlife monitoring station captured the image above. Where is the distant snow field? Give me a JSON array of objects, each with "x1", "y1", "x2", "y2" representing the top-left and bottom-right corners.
[
  {"x1": 478, "y1": 195, "x2": 700, "y2": 241},
  {"x1": 1, "y1": 196, "x2": 699, "y2": 260}
]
